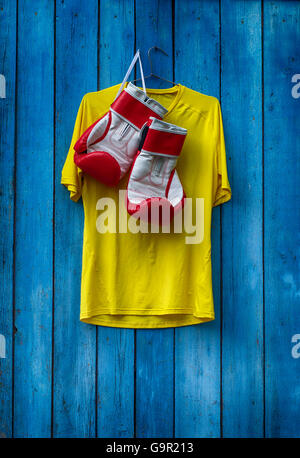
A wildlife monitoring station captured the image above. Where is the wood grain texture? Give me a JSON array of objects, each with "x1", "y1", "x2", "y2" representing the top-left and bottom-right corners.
[
  {"x1": 53, "y1": 0, "x2": 98, "y2": 438},
  {"x1": 264, "y1": 0, "x2": 300, "y2": 438},
  {"x1": 0, "y1": 0, "x2": 299, "y2": 439},
  {"x1": 174, "y1": 0, "x2": 222, "y2": 438},
  {"x1": 97, "y1": 328, "x2": 134, "y2": 437},
  {"x1": 221, "y1": 0, "x2": 264, "y2": 437},
  {"x1": 135, "y1": 0, "x2": 174, "y2": 438},
  {"x1": 13, "y1": 0, "x2": 54, "y2": 437},
  {"x1": 97, "y1": 0, "x2": 135, "y2": 438},
  {"x1": 0, "y1": 0, "x2": 16, "y2": 439}
]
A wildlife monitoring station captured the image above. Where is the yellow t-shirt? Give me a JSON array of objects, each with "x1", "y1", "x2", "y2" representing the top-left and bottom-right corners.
[{"x1": 61, "y1": 83, "x2": 231, "y2": 328}]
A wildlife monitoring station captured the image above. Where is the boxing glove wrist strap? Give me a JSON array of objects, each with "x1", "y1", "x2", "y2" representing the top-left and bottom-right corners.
[
  {"x1": 142, "y1": 117, "x2": 187, "y2": 156},
  {"x1": 111, "y1": 86, "x2": 167, "y2": 130}
]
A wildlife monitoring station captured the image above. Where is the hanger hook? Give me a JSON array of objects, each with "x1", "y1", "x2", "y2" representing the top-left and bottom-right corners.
[{"x1": 147, "y1": 46, "x2": 169, "y2": 74}]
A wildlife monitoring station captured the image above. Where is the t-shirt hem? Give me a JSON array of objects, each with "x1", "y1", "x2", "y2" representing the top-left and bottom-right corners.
[
  {"x1": 213, "y1": 187, "x2": 232, "y2": 207},
  {"x1": 61, "y1": 176, "x2": 81, "y2": 202},
  {"x1": 80, "y1": 310, "x2": 215, "y2": 329}
]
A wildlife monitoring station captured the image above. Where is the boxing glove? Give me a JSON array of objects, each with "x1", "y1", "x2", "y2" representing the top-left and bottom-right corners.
[
  {"x1": 126, "y1": 117, "x2": 187, "y2": 223},
  {"x1": 74, "y1": 82, "x2": 167, "y2": 186}
]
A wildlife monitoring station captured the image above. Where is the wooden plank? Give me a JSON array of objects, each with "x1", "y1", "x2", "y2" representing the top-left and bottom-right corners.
[
  {"x1": 174, "y1": 0, "x2": 221, "y2": 438},
  {"x1": 135, "y1": 0, "x2": 174, "y2": 438},
  {"x1": 264, "y1": 0, "x2": 300, "y2": 438},
  {"x1": 221, "y1": 0, "x2": 264, "y2": 437},
  {"x1": 13, "y1": 1, "x2": 54, "y2": 437},
  {"x1": 0, "y1": 0, "x2": 16, "y2": 439},
  {"x1": 97, "y1": 0, "x2": 135, "y2": 438},
  {"x1": 53, "y1": 0, "x2": 98, "y2": 438},
  {"x1": 97, "y1": 329, "x2": 134, "y2": 437}
]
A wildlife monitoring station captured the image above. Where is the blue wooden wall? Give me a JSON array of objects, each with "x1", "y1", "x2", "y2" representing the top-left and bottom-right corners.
[{"x1": 0, "y1": 0, "x2": 299, "y2": 438}]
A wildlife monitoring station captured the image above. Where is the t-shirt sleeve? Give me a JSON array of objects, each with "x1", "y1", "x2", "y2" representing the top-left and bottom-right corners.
[
  {"x1": 61, "y1": 96, "x2": 85, "y2": 202},
  {"x1": 212, "y1": 100, "x2": 232, "y2": 207}
]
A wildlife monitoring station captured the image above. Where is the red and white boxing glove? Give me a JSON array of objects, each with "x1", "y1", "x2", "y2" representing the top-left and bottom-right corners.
[
  {"x1": 74, "y1": 82, "x2": 167, "y2": 186},
  {"x1": 126, "y1": 117, "x2": 187, "y2": 223}
]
